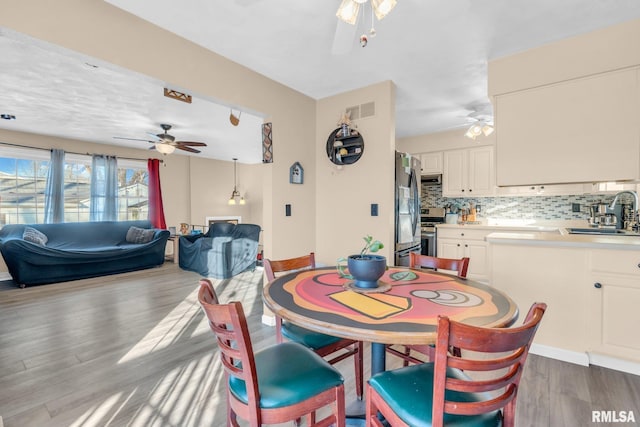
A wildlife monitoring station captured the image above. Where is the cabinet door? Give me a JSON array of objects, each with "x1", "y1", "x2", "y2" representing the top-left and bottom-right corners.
[
  {"x1": 442, "y1": 150, "x2": 467, "y2": 197},
  {"x1": 468, "y1": 146, "x2": 495, "y2": 196},
  {"x1": 588, "y1": 274, "x2": 640, "y2": 361},
  {"x1": 420, "y1": 152, "x2": 443, "y2": 174},
  {"x1": 464, "y1": 240, "x2": 488, "y2": 281},
  {"x1": 437, "y1": 239, "x2": 462, "y2": 259},
  {"x1": 496, "y1": 68, "x2": 640, "y2": 186}
]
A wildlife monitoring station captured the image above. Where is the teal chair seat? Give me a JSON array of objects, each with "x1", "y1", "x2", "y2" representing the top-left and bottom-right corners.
[
  {"x1": 281, "y1": 321, "x2": 343, "y2": 350},
  {"x1": 229, "y1": 342, "x2": 344, "y2": 409},
  {"x1": 369, "y1": 363, "x2": 502, "y2": 427}
]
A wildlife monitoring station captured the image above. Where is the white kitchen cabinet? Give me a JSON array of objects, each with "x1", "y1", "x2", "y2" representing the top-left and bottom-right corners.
[
  {"x1": 437, "y1": 228, "x2": 489, "y2": 282},
  {"x1": 495, "y1": 68, "x2": 640, "y2": 186},
  {"x1": 419, "y1": 152, "x2": 443, "y2": 175},
  {"x1": 490, "y1": 243, "x2": 588, "y2": 354},
  {"x1": 496, "y1": 183, "x2": 589, "y2": 196},
  {"x1": 587, "y1": 249, "x2": 640, "y2": 362},
  {"x1": 442, "y1": 146, "x2": 495, "y2": 197}
]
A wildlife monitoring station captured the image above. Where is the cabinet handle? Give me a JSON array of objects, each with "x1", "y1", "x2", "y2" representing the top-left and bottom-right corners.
[
  {"x1": 594, "y1": 282, "x2": 602, "y2": 289},
  {"x1": 461, "y1": 189, "x2": 465, "y2": 192},
  {"x1": 461, "y1": 233, "x2": 465, "y2": 237},
  {"x1": 465, "y1": 244, "x2": 468, "y2": 247},
  {"x1": 637, "y1": 263, "x2": 640, "y2": 269},
  {"x1": 469, "y1": 189, "x2": 473, "y2": 192},
  {"x1": 457, "y1": 244, "x2": 461, "y2": 247}
]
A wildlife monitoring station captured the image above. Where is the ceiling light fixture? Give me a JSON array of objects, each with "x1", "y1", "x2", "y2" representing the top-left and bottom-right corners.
[
  {"x1": 155, "y1": 142, "x2": 176, "y2": 154},
  {"x1": 228, "y1": 158, "x2": 246, "y2": 205},
  {"x1": 336, "y1": 0, "x2": 397, "y2": 25},
  {"x1": 1, "y1": 114, "x2": 16, "y2": 120},
  {"x1": 465, "y1": 121, "x2": 494, "y2": 141}
]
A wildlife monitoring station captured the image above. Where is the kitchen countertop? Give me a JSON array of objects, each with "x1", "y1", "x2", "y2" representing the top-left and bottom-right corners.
[
  {"x1": 486, "y1": 230, "x2": 640, "y2": 250},
  {"x1": 436, "y1": 220, "x2": 640, "y2": 250}
]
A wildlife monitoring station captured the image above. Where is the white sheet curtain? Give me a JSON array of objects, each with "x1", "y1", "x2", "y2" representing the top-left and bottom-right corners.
[
  {"x1": 90, "y1": 155, "x2": 118, "y2": 221},
  {"x1": 44, "y1": 149, "x2": 65, "y2": 223}
]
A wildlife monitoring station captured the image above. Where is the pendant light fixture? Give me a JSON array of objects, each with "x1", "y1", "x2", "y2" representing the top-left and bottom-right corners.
[{"x1": 228, "y1": 158, "x2": 246, "y2": 205}]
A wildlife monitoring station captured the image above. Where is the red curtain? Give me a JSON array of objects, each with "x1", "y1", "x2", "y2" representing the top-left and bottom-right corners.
[{"x1": 148, "y1": 159, "x2": 167, "y2": 229}]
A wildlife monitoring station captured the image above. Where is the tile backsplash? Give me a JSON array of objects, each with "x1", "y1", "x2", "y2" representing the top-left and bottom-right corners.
[{"x1": 421, "y1": 183, "x2": 625, "y2": 221}]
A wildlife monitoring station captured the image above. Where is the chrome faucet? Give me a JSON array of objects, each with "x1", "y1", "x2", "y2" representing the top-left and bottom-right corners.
[{"x1": 609, "y1": 190, "x2": 639, "y2": 230}]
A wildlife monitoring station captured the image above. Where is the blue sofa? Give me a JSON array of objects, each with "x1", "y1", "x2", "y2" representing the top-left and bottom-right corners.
[
  {"x1": 0, "y1": 220, "x2": 170, "y2": 287},
  {"x1": 179, "y1": 222, "x2": 260, "y2": 279}
]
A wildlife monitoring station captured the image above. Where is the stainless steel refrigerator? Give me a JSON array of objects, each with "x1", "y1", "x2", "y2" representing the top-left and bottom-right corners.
[{"x1": 394, "y1": 152, "x2": 421, "y2": 266}]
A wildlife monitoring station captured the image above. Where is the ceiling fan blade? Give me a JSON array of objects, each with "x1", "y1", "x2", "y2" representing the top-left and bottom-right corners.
[
  {"x1": 176, "y1": 141, "x2": 207, "y2": 147},
  {"x1": 113, "y1": 136, "x2": 155, "y2": 142},
  {"x1": 147, "y1": 132, "x2": 162, "y2": 140},
  {"x1": 331, "y1": 19, "x2": 357, "y2": 55},
  {"x1": 176, "y1": 145, "x2": 201, "y2": 153}
]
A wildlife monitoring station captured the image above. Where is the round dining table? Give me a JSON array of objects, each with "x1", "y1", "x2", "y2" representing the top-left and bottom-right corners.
[{"x1": 263, "y1": 266, "x2": 519, "y2": 376}]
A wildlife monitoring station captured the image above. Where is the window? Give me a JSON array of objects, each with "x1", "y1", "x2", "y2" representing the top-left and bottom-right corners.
[{"x1": 0, "y1": 147, "x2": 148, "y2": 225}]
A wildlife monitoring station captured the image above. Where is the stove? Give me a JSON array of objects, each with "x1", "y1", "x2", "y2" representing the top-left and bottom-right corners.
[
  {"x1": 421, "y1": 207, "x2": 446, "y2": 231},
  {"x1": 420, "y1": 207, "x2": 446, "y2": 256}
]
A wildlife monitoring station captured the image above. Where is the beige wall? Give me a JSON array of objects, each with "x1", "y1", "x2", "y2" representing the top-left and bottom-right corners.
[
  {"x1": 0, "y1": 0, "x2": 317, "y2": 262},
  {"x1": 315, "y1": 81, "x2": 396, "y2": 265}
]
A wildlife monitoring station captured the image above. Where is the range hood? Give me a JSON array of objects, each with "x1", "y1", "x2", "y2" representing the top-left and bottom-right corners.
[{"x1": 421, "y1": 174, "x2": 442, "y2": 184}]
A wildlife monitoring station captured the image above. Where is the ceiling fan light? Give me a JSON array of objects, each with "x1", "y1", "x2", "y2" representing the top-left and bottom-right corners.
[
  {"x1": 239, "y1": 196, "x2": 246, "y2": 205},
  {"x1": 336, "y1": 0, "x2": 360, "y2": 25},
  {"x1": 482, "y1": 124, "x2": 494, "y2": 136},
  {"x1": 155, "y1": 143, "x2": 176, "y2": 154},
  {"x1": 371, "y1": 0, "x2": 397, "y2": 20},
  {"x1": 228, "y1": 196, "x2": 236, "y2": 205},
  {"x1": 464, "y1": 129, "x2": 477, "y2": 140}
]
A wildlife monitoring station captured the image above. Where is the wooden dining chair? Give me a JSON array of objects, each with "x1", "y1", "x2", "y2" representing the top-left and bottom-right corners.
[
  {"x1": 264, "y1": 253, "x2": 364, "y2": 400},
  {"x1": 198, "y1": 279, "x2": 346, "y2": 427},
  {"x1": 367, "y1": 302, "x2": 547, "y2": 427},
  {"x1": 386, "y1": 253, "x2": 471, "y2": 365}
]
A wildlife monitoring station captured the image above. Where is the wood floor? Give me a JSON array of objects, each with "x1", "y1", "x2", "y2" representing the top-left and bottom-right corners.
[{"x1": 0, "y1": 263, "x2": 638, "y2": 426}]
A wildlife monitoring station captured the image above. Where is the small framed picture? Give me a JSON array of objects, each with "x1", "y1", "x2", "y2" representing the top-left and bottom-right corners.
[{"x1": 289, "y1": 161, "x2": 304, "y2": 184}]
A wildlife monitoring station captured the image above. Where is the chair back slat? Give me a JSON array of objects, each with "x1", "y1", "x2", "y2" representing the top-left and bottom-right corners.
[
  {"x1": 264, "y1": 252, "x2": 316, "y2": 281},
  {"x1": 409, "y1": 253, "x2": 470, "y2": 278},
  {"x1": 198, "y1": 279, "x2": 261, "y2": 422},
  {"x1": 432, "y1": 302, "x2": 547, "y2": 427}
]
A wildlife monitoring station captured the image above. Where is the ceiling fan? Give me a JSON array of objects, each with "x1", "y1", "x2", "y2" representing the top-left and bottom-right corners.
[{"x1": 113, "y1": 123, "x2": 207, "y2": 154}]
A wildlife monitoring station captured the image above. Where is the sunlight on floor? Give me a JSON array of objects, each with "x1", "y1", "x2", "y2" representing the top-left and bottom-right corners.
[{"x1": 117, "y1": 288, "x2": 206, "y2": 364}]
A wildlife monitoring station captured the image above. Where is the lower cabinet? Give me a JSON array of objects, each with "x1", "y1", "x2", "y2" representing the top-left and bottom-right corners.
[
  {"x1": 437, "y1": 228, "x2": 489, "y2": 282},
  {"x1": 587, "y1": 249, "x2": 640, "y2": 362},
  {"x1": 490, "y1": 243, "x2": 588, "y2": 354}
]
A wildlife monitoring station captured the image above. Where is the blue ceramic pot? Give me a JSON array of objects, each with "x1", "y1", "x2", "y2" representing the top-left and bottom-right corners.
[{"x1": 347, "y1": 254, "x2": 386, "y2": 288}]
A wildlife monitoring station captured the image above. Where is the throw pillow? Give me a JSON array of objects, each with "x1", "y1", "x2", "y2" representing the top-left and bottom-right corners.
[
  {"x1": 126, "y1": 226, "x2": 155, "y2": 244},
  {"x1": 23, "y1": 227, "x2": 48, "y2": 246}
]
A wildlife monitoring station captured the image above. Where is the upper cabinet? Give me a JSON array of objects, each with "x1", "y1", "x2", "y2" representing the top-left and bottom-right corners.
[
  {"x1": 419, "y1": 152, "x2": 443, "y2": 175},
  {"x1": 442, "y1": 146, "x2": 495, "y2": 197},
  {"x1": 495, "y1": 68, "x2": 640, "y2": 186}
]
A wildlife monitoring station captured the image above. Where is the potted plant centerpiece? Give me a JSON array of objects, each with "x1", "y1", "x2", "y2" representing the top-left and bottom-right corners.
[{"x1": 338, "y1": 235, "x2": 387, "y2": 289}]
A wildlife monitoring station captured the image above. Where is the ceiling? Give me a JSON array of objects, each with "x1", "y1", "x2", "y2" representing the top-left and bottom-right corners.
[{"x1": 3, "y1": 1, "x2": 640, "y2": 163}]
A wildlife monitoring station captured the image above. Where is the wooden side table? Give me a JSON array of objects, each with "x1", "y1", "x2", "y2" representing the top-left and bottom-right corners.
[{"x1": 166, "y1": 236, "x2": 179, "y2": 264}]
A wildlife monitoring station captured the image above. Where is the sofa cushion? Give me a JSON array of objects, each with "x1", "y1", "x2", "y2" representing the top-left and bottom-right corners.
[
  {"x1": 23, "y1": 227, "x2": 48, "y2": 245},
  {"x1": 126, "y1": 226, "x2": 155, "y2": 244}
]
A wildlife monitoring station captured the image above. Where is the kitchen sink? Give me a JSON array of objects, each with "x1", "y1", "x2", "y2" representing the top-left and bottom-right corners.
[{"x1": 565, "y1": 227, "x2": 640, "y2": 236}]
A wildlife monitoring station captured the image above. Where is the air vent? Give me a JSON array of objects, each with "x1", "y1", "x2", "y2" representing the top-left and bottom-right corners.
[
  {"x1": 360, "y1": 101, "x2": 375, "y2": 118},
  {"x1": 346, "y1": 105, "x2": 360, "y2": 120}
]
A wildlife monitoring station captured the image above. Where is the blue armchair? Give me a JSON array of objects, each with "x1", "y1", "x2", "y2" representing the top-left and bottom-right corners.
[{"x1": 178, "y1": 223, "x2": 260, "y2": 279}]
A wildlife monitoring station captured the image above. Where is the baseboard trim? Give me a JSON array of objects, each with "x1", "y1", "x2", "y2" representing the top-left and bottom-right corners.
[
  {"x1": 588, "y1": 353, "x2": 640, "y2": 376},
  {"x1": 529, "y1": 343, "x2": 590, "y2": 366},
  {"x1": 261, "y1": 314, "x2": 276, "y2": 326},
  {"x1": 530, "y1": 344, "x2": 640, "y2": 375}
]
